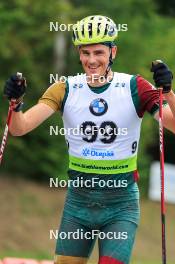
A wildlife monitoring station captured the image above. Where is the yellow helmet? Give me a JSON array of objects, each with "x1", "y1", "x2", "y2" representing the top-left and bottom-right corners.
[{"x1": 72, "y1": 15, "x2": 118, "y2": 46}]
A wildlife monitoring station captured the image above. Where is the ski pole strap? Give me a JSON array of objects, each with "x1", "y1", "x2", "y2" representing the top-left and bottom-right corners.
[{"x1": 13, "y1": 101, "x2": 24, "y2": 112}]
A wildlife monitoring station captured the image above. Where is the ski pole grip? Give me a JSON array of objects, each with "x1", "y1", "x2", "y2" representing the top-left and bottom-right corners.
[
  {"x1": 16, "y1": 72, "x2": 22, "y2": 78},
  {"x1": 152, "y1": 59, "x2": 163, "y2": 66},
  {"x1": 16, "y1": 72, "x2": 23, "y2": 84}
]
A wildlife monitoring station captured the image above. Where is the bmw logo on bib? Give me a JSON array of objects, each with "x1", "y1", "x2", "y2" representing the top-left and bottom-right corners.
[{"x1": 89, "y1": 98, "x2": 108, "y2": 116}]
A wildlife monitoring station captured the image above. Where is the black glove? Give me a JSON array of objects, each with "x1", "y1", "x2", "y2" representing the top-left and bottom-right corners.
[
  {"x1": 151, "y1": 60, "x2": 173, "y2": 93},
  {"x1": 3, "y1": 74, "x2": 26, "y2": 100}
]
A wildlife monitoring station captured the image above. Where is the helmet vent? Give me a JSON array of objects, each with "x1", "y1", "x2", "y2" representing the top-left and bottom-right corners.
[
  {"x1": 97, "y1": 23, "x2": 101, "y2": 34},
  {"x1": 88, "y1": 23, "x2": 92, "y2": 38},
  {"x1": 82, "y1": 24, "x2": 85, "y2": 37},
  {"x1": 104, "y1": 24, "x2": 108, "y2": 36},
  {"x1": 72, "y1": 31, "x2": 76, "y2": 41},
  {"x1": 74, "y1": 29, "x2": 79, "y2": 40}
]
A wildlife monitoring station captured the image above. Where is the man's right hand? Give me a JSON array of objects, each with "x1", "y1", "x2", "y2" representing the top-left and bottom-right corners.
[{"x1": 3, "y1": 74, "x2": 27, "y2": 100}]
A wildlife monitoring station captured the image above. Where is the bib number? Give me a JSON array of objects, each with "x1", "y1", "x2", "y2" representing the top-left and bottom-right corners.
[{"x1": 80, "y1": 121, "x2": 118, "y2": 144}]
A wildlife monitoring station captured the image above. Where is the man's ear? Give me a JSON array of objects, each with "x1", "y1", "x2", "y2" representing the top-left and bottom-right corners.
[{"x1": 112, "y1": 46, "x2": 117, "y2": 60}]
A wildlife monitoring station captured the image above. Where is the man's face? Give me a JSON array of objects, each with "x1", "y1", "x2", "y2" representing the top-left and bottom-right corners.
[{"x1": 79, "y1": 44, "x2": 117, "y2": 79}]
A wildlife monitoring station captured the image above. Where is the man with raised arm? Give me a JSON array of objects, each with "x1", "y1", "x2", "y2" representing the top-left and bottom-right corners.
[{"x1": 4, "y1": 15, "x2": 175, "y2": 264}]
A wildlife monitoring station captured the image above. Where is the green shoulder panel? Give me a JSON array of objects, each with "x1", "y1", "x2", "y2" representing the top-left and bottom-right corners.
[
  {"x1": 61, "y1": 80, "x2": 69, "y2": 113},
  {"x1": 130, "y1": 75, "x2": 140, "y2": 117}
]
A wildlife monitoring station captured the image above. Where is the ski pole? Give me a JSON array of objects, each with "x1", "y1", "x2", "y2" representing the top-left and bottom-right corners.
[
  {"x1": 159, "y1": 85, "x2": 166, "y2": 264},
  {"x1": 152, "y1": 60, "x2": 166, "y2": 264}
]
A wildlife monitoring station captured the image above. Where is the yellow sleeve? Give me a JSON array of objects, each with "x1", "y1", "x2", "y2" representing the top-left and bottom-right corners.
[{"x1": 38, "y1": 82, "x2": 66, "y2": 112}]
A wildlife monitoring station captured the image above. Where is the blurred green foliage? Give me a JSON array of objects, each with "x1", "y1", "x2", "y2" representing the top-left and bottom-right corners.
[
  {"x1": 0, "y1": 0, "x2": 175, "y2": 196},
  {"x1": 155, "y1": 0, "x2": 175, "y2": 17}
]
